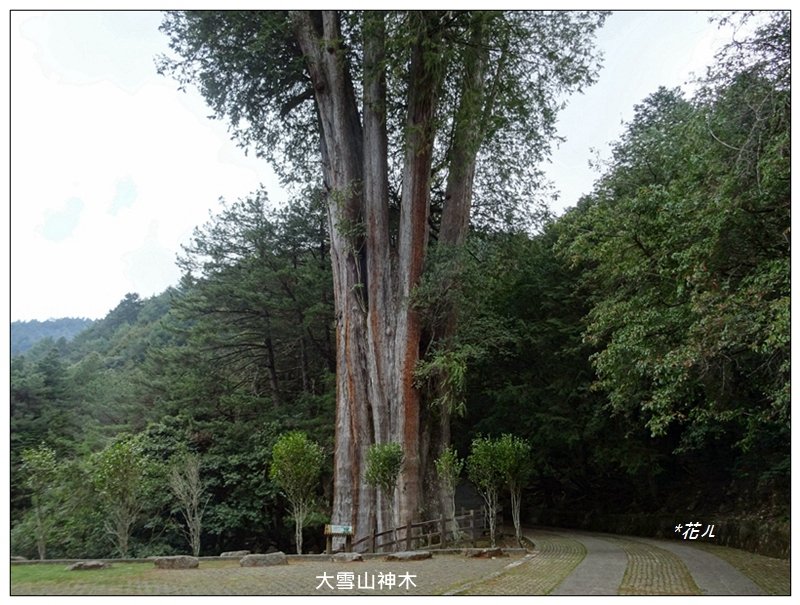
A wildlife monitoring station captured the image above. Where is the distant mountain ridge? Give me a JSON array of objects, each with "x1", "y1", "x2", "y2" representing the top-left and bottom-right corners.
[{"x1": 10, "y1": 317, "x2": 96, "y2": 356}]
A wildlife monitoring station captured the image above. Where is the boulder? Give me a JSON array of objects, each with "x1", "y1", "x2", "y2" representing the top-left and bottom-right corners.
[
  {"x1": 240, "y1": 552, "x2": 288, "y2": 567},
  {"x1": 220, "y1": 550, "x2": 251, "y2": 557},
  {"x1": 384, "y1": 550, "x2": 432, "y2": 561},
  {"x1": 332, "y1": 552, "x2": 363, "y2": 562},
  {"x1": 66, "y1": 560, "x2": 111, "y2": 571},
  {"x1": 465, "y1": 547, "x2": 507, "y2": 558},
  {"x1": 10, "y1": 556, "x2": 27, "y2": 562},
  {"x1": 154, "y1": 555, "x2": 199, "y2": 569}
]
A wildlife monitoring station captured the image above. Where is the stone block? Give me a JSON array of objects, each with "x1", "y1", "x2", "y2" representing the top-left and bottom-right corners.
[
  {"x1": 384, "y1": 550, "x2": 432, "y2": 561},
  {"x1": 240, "y1": 552, "x2": 288, "y2": 567},
  {"x1": 465, "y1": 547, "x2": 507, "y2": 558},
  {"x1": 154, "y1": 555, "x2": 199, "y2": 569},
  {"x1": 66, "y1": 560, "x2": 111, "y2": 571},
  {"x1": 220, "y1": 550, "x2": 251, "y2": 557}
]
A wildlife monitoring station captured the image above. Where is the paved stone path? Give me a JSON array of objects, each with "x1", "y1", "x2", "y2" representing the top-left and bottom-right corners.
[
  {"x1": 462, "y1": 527, "x2": 771, "y2": 596},
  {"x1": 635, "y1": 537, "x2": 764, "y2": 595},
  {"x1": 549, "y1": 532, "x2": 627, "y2": 595},
  {"x1": 609, "y1": 534, "x2": 701, "y2": 595},
  {"x1": 457, "y1": 529, "x2": 586, "y2": 595},
  {"x1": 11, "y1": 527, "x2": 785, "y2": 596}
]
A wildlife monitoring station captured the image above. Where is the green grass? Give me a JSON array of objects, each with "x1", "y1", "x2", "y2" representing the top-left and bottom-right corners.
[
  {"x1": 12, "y1": 562, "x2": 151, "y2": 586},
  {"x1": 11, "y1": 561, "x2": 153, "y2": 592},
  {"x1": 12, "y1": 560, "x2": 241, "y2": 586},
  {"x1": 11, "y1": 560, "x2": 245, "y2": 596}
]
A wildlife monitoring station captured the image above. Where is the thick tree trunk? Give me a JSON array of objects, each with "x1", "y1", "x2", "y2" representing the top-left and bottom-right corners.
[
  {"x1": 292, "y1": 10, "x2": 373, "y2": 546},
  {"x1": 362, "y1": 12, "x2": 395, "y2": 536},
  {"x1": 391, "y1": 12, "x2": 444, "y2": 530},
  {"x1": 292, "y1": 10, "x2": 471, "y2": 548}
]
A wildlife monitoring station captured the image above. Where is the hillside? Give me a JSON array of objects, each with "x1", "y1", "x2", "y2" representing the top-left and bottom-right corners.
[{"x1": 11, "y1": 318, "x2": 95, "y2": 357}]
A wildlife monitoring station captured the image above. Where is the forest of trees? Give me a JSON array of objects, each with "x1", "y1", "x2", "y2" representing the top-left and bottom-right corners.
[
  {"x1": 11, "y1": 318, "x2": 95, "y2": 357},
  {"x1": 10, "y1": 11, "x2": 789, "y2": 559}
]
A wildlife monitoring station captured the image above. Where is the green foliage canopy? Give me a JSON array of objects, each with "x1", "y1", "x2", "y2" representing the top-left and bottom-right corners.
[
  {"x1": 90, "y1": 435, "x2": 156, "y2": 557},
  {"x1": 269, "y1": 431, "x2": 325, "y2": 508},
  {"x1": 559, "y1": 24, "x2": 789, "y2": 448},
  {"x1": 270, "y1": 431, "x2": 325, "y2": 553}
]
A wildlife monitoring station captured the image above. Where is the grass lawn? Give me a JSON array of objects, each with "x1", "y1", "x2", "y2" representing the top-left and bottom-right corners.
[
  {"x1": 10, "y1": 560, "x2": 238, "y2": 595},
  {"x1": 13, "y1": 562, "x2": 151, "y2": 590}
]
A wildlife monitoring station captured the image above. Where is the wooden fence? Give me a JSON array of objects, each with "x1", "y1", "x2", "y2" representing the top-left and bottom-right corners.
[{"x1": 350, "y1": 507, "x2": 497, "y2": 553}]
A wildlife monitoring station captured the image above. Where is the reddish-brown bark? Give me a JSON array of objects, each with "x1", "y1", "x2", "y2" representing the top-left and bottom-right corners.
[{"x1": 292, "y1": 10, "x2": 480, "y2": 547}]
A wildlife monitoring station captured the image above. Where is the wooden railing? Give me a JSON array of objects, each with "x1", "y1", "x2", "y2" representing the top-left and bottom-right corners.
[{"x1": 350, "y1": 507, "x2": 496, "y2": 553}]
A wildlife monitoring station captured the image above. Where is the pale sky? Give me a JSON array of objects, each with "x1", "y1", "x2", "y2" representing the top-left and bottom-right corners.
[{"x1": 6, "y1": 9, "x2": 772, "y2": 321}]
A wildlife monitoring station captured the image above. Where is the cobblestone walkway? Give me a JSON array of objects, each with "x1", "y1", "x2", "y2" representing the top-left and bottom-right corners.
[
  {"x1": 634, "y1": 537, "x2": 764, "y2": 595},
  {"x1": 11, "y1": 528, "x2": 787, "y2": 596},
  {"x1": 549, "y1": 532, "x2": 627, "y2": 595},
  {"x1": 458, "y1": 529, "x2": 585, "y2": 595},
  {"x1": 611, "y1": 535, "x2": 701, "y2": 595},
  {"x1": 461, "y1": 528, "x2": 778, "y2": 596}
]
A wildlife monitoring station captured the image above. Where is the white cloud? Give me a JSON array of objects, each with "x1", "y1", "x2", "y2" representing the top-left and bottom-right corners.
[
  {"x1": 544, "y1": 10, "x2": 734, "y2": 213},
  {"x1": 39, "y1": 196, "x2": 84, "y2": 241},
  {"x1": 122, "y1": 221, "x2": 180, "y2": 296},
  {"x1": 109, "y1": 177, "x2": 138, "y2": 216},
  {"x1": 18, "y1": 11, "x2": 168, "y2": 93},
  {"x1": 10, "y1": 10, "x2": 278, "y2": 320}
]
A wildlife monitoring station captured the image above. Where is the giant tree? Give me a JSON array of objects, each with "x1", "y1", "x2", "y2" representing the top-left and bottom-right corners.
[
  {"x1": 434, "y1": 445, "x2": 464, "y2": 543},
  {"x1": 159, "y1": 9, "x2": 606, "y2": 544}
]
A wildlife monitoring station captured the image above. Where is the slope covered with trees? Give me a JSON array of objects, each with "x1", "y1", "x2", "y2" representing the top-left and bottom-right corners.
[
  {"x1": 11, "y1": 318, "x2": 95, "y2": 356},
  {"x1": 10, "y1": 11, "x2": 789, "y2": 560}
]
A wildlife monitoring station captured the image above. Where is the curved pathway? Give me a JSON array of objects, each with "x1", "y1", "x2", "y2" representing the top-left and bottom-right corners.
[{"x1": 464, "y1": 527, "x2": 771, "y2": 596}]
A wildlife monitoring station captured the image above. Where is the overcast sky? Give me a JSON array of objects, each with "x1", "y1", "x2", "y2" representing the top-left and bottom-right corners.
[{"x1": 7, "y1": 9, "x2": 764, "y2": 322}]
